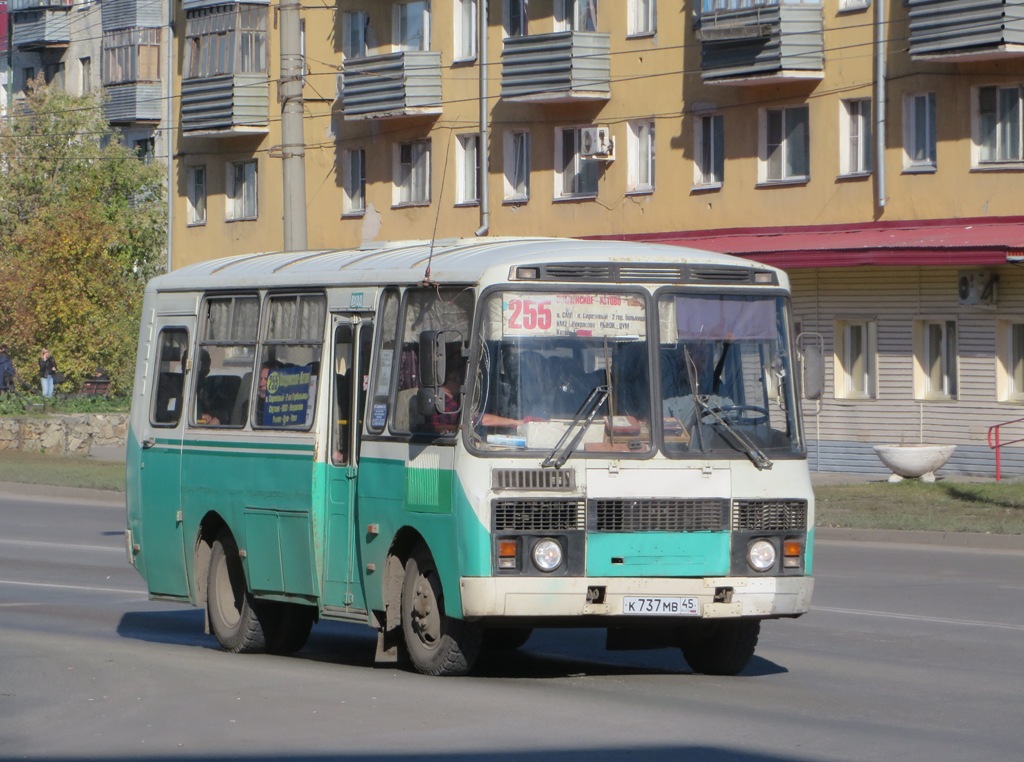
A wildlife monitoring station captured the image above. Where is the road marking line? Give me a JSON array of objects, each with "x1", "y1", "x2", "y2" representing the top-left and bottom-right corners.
[
  {"x1": 0, "y1": 579, "x2": 146, "y2": 596},
  {"x1": 814, "y1": 605, "x2": 1024, "y2": 632}
]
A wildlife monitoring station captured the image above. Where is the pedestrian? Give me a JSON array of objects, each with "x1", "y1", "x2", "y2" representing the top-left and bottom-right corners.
[
  {"x1": 39, "y1": 348, "x2": 58, "y2": 398},
  {"x1": 0, "y1": 344, "x2": 15, "y2": 393}
]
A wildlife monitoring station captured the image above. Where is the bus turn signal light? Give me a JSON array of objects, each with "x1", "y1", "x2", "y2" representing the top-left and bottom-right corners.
[
  {"x1": 498, "y1": 539, "x2": 518, "y2": 570},
  {"x1": 782, "y1": 539, "x2": 802, "y2": 568}
]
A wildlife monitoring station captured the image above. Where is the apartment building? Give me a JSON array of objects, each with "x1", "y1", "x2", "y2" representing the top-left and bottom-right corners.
[{"x1": 12, "y1": 0, "x2": 1024, "y2": 476}]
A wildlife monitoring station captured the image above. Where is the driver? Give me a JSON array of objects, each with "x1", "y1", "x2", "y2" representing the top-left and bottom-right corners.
[{"x1": 662, "y1": 342, "x2": 733, "y2": 434}]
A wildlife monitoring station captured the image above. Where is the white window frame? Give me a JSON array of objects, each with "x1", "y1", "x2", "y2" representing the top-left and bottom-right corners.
[
  {"x1": 840, "y1": 98, "x2": 872, "y2": 176},
  {"x1": 834, "y1": 319, "x2": 877, "y2": 400},
  {"x1": 759, "y1": 105, "x2": 810, "y2": 184},
  {"x1": 997, "y1": 319, "x2": 1024, "y2": 402},
  {"x1": 628, "y1": 0, "x2": 656, "y2": 37},
  {"x1": 187, "y1": 165, "x2": 207, "y2": 226},
  {"x1": 555, "y1": 126, "x2": 600, "y2": 199},
  {"x1": 913, "y1": 319, "x2": 958, "y2": 400},
  {"x1": 904, "y1": 92, "x2": 937, "y2": 171},
  {"x1": 974, "y1": 84, "x2": 1024, "y2": 167},
  {"x1": 694, "y1": 112, "x2": 724, "y2": 189},
  {"x1": 394, "y1": 1, "x2": 429, "y2": 52},
  {"x1": 506, "y1": 0, "x2": 528, "y2": 37},
  {"x1": 342, "y1": 11, "x2": 368, "y2": 59},
  {"x1": 556, "y1": 0, "x2": 598, "y2": 32},
  {"x1": 342, "y1": 148, "x2": 366, "y2": 216},
  {"x1": 457, "y1": 133, "x2": 481, "y2": 205},
  {"x1": 838, "y1": 0, "x2": 871, "y2": 11},
  {"x1": 503, "y1": 129, "x2": 530, "y2": 202},
  {"x1": 226, "y1": 159, "x2": 258, "y2": 221},
  {"x1": 627, "y1": 119, "x2": 655, "y2": 194},
  {"x1": 394, "y1": 140, "x2": 431, "y2": 206},
  {"x1": 455, "y1": 0, "x2": 478, "y2": 61}
]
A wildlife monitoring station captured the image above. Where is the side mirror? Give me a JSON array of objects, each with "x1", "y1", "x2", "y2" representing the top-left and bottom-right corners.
[
  {"x1": 798, "y1": 333, "x2": 825, "y2": 401},
  {"x1": 418, "y1": 331, "x2": 445, "y2": 388}
]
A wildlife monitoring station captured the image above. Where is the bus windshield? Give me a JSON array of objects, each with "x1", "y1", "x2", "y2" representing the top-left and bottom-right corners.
[{"x1": 469, "y1": 289, "x2": 803, "y2": 462}]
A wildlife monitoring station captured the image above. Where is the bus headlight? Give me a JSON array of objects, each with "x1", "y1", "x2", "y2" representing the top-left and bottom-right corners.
[
  {"x1": 747, "y1": 539, "x2": 777, "y2": 572},
  {"x1": 531, "y1": 538, "x2": 563, "y2": 572}
]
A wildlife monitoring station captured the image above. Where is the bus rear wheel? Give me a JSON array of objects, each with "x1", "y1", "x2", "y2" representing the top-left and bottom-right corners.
[
  {"x1": 680, "y1": 619, "x2": 760, "y2": 676},
  {"x1": 207, "y1": 533, "x2": 266, "y2": 653},
  {"x1": 401, "y1": 542, "x2": 481, "y2": 676}
]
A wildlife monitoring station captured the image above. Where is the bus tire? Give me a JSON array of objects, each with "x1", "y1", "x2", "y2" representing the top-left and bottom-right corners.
[
  {"x1": 680, "y1": 619, "x2": 760, "y2": 676},
  {"x1": 401, "y1": 542, "x2": 481, "y2": 676},
  {"x1": 207, "y1": 533, "x2": 266, "y2": 654},
  {"x1": 261, "y1": 602, "x2": 315, "y2": 655}
]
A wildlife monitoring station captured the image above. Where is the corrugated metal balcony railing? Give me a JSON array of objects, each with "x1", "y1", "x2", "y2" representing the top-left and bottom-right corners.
[
  {"x1": 908, "y1": 0, "x2": 1024, "y2": 60},
  {"x1": 104, "y1": 83, "x2": 162, "y2": 125},
  {"x1": 340, "y1": 51, "x2": 442, "y2": 120},
  {"x1": 180, "y1": 74, "x2": 269, "y2": 136},
  {"x1": 694, "y1": 4, "x2": 824, "y2": 85},
  {"x1": 10, "y1": 9, "x2": 71, "y2": 48},
  {"x1": 500, "y1": 31, "x2": 610, "y2": 102}
]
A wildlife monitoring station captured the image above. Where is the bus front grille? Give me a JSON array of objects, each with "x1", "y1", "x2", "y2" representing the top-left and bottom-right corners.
[
  {"x1": 732, "y1": 500, "x2": 808, "y2": 531},
  {"x1": 492, "y1": 499, "x2": 587, "y2": 531},
  {"x1": 492, "y1": 468, "x2": 576, "y2": 491},
  {"x1": 589, "y1": 498, "x2": 728, "y2": 533}
]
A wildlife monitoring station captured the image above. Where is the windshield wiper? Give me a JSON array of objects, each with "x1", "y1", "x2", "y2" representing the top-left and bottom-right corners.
[
  {"x1": 693, "y1": 395, "x2": 773, "y2": 471},
  {"x1": 541, "y1": 385, "x2": 610, "y2": 469}
]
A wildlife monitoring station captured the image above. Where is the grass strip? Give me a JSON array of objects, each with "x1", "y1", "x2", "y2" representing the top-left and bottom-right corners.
[{"x1": 0, "y1": 450, "x2": 125, "y2": 492}]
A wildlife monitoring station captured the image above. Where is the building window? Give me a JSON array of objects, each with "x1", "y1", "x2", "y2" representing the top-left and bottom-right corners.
[
  {"x1": 455, "y1": 0, "x2": 478, "y2": 61},
  {"x1": 44, "y1": 61, "x2": 65, "y2": 89},
  {"x1": 102, "y1": 28, "x2": 161, "y2": 85},
  {"x1": 904, "y1": 92, "x2": 937, "y2": 171},
  {"x1": 914, "y1": 319, "x2": 958, "y2": 400},
  {"x1": 342, "y1": 11, "x2": 368, "y2": 59},
  {"x1": 838, "y1": 0, "x2": 871, "y2": 11},
  {"x1": 834, "y1": 320, "x2": 877, "y2": 399},
  {"x1": 761, "y1": 105, "x2": 809, "y2": 183},
  {"x1": 184, "y1": 5, "x2": 267, "y2": 79},
  {"x1": 227, "y1": 160, "x2": 258, "y2": 221},
  {"x1": 342, "y1": 148, "x2": 366, "y2": 216},
  {"x1": 80, "y1": 57, "x2": 92, "y2": 94},
  {"x1": 998, "y1": 320, "x2": 1024, "y2": 401},
  {"x1": 395, "y1": 1, "x2": 429, "y2": 52},
  {"x1": 503, "y1": 130, "x2": 530, "y2": 202},
  {"x1": 457, "y1": 134, "x2": 480, "y2": 205},
  {"x1": 976, "y1": 85, "x2": 1024, "y2": 165},
  {"x1": 627, "y1": 119, "x2": 655, "y2": 194},
  {"x1": 21, "y1": 68, "x2": 36, "y2": 93},
  {"x1": 556, "y1": 0, "x2": 598, "y2": 32},
  {"x1": 134, "y1": 137, "x2": 155, "y2": 163},
  {"x1": 628, "y1": 0, "x2": 656, "y2": 36},
  {"x1": 187, "y1": 166, "x2": 207, "y2": 226},
  {"x1": 506, "y1": 0, "x2": 528, "y2": 37},
  {"x1": 395, "y1": 140, "x2": 431, "y2": 206},
  {"x1": 695, "y1": 112, "x2": 724, "y2": 188},
  {"x1": 840, "y1": 98, "x2": 872, "y2": 176},
  {"x1": 556, "y1": 127, "x2": 600, "y2": 198}
]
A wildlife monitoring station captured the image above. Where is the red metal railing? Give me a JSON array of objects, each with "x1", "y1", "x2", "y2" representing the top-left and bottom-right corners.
[{"x1": 988, "y1": 416, "x2": 1024, "y2": 481}]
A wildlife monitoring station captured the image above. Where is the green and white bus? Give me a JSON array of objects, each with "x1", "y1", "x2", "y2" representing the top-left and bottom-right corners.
[{"x1": 125, "y1": 237, "x2": 815, "y2": 676}]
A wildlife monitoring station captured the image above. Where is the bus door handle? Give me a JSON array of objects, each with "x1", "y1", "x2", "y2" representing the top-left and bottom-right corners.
[{"x1": 142, "y1": 438, "x2": 155, "y2": 449}]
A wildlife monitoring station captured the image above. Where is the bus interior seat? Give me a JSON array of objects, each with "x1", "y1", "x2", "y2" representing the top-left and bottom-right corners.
[
  {"x1": 201, "y1": 375, "x2": 241, "y2": 424},
  {"x1": 393, "y1": 387, "x2": 424, "y2": 433},
  {"x1": 231, "y1": 372, "x2": 253, "y2": 426}
]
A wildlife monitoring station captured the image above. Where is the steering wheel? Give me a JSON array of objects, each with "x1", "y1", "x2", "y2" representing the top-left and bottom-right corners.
[{"x1": 701, "y1": 404, "x2": 769, "y2": 426}]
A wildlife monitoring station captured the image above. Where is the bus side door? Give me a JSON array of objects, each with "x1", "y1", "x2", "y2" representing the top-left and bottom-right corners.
[
  {"x1": 322, "y1": 316, "x2": 373, "y2": 611},
  {"x1": 137, "y1": 319, "x2": 193, "y2": 599}
]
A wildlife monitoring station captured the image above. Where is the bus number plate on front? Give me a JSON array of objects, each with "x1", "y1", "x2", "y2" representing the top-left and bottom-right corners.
[{"x1": 623, "y1": 596, "x2": 700, "y2": 616}]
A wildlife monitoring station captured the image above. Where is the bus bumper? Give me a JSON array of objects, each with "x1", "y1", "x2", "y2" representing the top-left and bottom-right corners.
[{"x1": 460, "y1": 575, "x2": 813, "y2": 619}]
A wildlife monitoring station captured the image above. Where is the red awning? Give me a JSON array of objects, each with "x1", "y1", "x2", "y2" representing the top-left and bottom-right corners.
[{"x1": 596, "y1": 218, "x2": 1024, "y2": 269}]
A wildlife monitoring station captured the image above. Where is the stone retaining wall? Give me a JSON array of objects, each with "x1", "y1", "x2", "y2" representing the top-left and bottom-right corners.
[{"x1": 0, "y1": 414, "x2": 128, "y2": 457}]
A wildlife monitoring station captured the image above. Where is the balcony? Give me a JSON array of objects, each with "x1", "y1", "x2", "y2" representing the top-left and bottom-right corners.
[
  {"x1": 9, "y1": 0, "x2": 71, "y2": 10},
  {"x1": 105, "y1": 84, "x2": 162, "y2": 125},
  {"x1": 908, "y1": 0, "x2": 1024, "y2": 60},
  {"x1": 695, "y1": 3, "x2": 824, "y2": 85},
  {"x1": 101, "y1": 0, "x2": 164, "y2": 31},
  {"x1": 340, "y1": 51, "x2": 442, "y2": 120},
  {"x1": 180, "y1": 74, "x2": 269, "y2": 137},
  {"x1": 10, "y1": 9, "x2": 71, "y2": 49},
  {"x1": 501, "y1": 32, "x2": 610, "y2": 102}
]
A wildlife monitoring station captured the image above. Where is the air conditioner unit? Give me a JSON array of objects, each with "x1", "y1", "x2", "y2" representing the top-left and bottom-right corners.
[
  {"x1": 580, "y1": 126, "x2": 614, "y2": 159},
  {"x1": 957, "y1": 269, "x2": 998, "y2": 306}
]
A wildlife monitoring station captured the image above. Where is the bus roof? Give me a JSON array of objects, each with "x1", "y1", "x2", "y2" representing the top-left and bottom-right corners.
[{"x1": 149, "y1": 237, "x2": 787, "y2": 292}]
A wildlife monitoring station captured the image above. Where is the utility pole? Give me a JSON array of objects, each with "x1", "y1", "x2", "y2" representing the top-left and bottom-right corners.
[{"x1": 279, "y1": 0, "x2": 308, "y2": 251}]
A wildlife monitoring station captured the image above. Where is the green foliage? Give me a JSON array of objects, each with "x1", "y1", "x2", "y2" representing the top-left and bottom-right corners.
[
  {"x1": 0, "y1": 387, "x2": 129, "y2": 416},
  {"x1": 0, "y1": 80, "x2": 166, "y2": 394}
]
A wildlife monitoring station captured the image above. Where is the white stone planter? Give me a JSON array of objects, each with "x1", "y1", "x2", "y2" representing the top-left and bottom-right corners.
[{"x1": 873, "y1": 444, "x2": 957, "y2": 483}]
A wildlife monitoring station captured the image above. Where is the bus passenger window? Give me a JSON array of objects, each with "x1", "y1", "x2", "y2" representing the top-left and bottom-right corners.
[{"x1": 151, "y1": 328, "x2": 189, "y2": 426}]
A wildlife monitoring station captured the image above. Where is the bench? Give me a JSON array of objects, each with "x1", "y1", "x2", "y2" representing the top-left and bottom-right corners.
[{"x1": 81, "y1": 378, "x2": 111, "y2": 397}]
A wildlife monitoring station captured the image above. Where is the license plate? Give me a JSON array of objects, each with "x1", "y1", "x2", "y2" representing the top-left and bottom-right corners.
[{"x1": 622, "y1": 596, "x2": 700, "y2": 616}]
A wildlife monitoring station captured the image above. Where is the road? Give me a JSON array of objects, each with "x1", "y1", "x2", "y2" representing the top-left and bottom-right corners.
[{"x1": 1, "y1": 486, "x2": 1023, "y2": 761}]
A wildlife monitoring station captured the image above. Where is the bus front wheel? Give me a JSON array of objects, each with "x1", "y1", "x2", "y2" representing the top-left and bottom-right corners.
[
  {"x1": 207, "y1": 533, "x2": 266, "y2": 654},
  {"x1": 680, "y1": 619, "x2": 760, "y2": 676},
  {"x1": 401, "y1": 542, "x2": 481, "y2": 676}
]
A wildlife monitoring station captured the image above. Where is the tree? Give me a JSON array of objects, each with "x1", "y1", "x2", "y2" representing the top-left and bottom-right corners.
[{"x1": 0, "y1": 80, "x2": 166, "y2": 394}]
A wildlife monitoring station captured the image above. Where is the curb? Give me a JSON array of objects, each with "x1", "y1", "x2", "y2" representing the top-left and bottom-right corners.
[
  {"x1": 816, "y1": 527, "x2": 1024, "y2": 552},
  {"x1": 0, "y1": 480, "x2": 124, "y2": 505}
]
